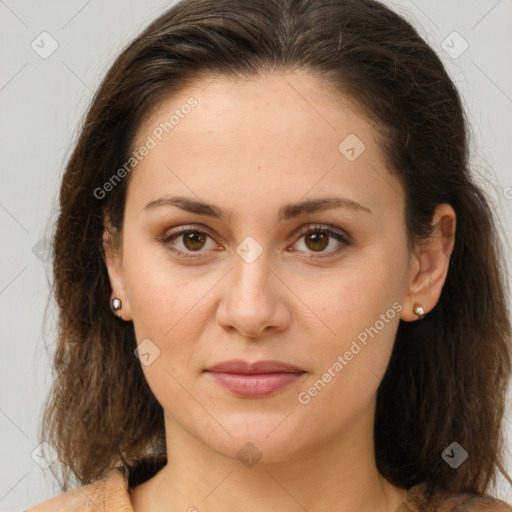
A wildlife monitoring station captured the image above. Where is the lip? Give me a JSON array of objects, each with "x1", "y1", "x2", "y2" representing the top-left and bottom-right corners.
[
  {"x1": 206, "y1": 359, "x2": 304, "y2": 374},
  {"x1": 204, "y1": 359, "x2": 306, "y2": 398}
]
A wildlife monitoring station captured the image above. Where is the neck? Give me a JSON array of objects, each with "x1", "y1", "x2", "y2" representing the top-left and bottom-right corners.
[{"x1": 139, "y1": 405, "x2": 407, "y2": 512}]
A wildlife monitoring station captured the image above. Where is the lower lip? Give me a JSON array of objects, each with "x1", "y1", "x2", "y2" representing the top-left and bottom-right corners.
[{"x1": 206, "y1": 371, "x2": 305, "y2": 398}]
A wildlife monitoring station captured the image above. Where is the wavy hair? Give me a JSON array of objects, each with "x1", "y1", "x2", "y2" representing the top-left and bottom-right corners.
[{"x1": 40, "y1": 0, "x2": 512, "y2": 496}]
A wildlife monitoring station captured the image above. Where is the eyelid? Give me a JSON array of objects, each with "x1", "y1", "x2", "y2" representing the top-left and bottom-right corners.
[
  {"x1": 158, "y1": 223, "x2": 220, "y2": 258},
  {"x1": 293, "y1": 223, "x2": 352, "y2": 245},
  {"x1": 288, "y1": 224, "x2": 352, "y2": 259},
  {"x1": 159, "y1": 222, "x2": 352, "y2": 258}
]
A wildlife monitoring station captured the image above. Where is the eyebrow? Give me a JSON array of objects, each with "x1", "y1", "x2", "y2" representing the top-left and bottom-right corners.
[{"x1": 143, "y1": 195, "x2": 371, "y2": 222}]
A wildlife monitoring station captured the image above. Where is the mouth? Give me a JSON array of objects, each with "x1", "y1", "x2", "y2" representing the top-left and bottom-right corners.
[{"x1": 204, "y1": 359, "x2": 306, "y2": 398}]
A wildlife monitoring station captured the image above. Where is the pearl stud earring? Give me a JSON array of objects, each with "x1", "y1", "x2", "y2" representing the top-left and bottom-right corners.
[
  {"x1": 111, "y1": 297, "x2": 122, "y2": 312},
  {"x1": 413, "y1": 303, "x2": 425, "y2": 320}
]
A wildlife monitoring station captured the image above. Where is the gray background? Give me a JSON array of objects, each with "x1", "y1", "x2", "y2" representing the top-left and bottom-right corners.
[{"x1": 1, "y1": 0, "x2": 511, "y2": 510}]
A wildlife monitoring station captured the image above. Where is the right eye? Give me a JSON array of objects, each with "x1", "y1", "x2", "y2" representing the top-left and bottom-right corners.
[{"x1": 159, "y1": 225, "x2": 220, "y2": 258}]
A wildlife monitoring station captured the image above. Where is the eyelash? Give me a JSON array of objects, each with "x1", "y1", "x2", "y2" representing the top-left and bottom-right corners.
[{"x1": 158, "y1": 224, "x2": 352, "y2": 260}]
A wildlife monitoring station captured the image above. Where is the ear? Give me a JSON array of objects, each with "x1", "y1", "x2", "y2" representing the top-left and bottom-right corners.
[
  {"x1": 401, "y1": 203, "x2": 456, "y2": 322},
  {"x1": 102, "y1": 217, "x2": 133, "y2": 321}
]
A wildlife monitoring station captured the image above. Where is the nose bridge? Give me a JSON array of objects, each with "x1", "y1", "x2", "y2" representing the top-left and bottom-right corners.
[
  {"x1": 230, "y1": 243, "x2": 274, "y2": 305},
  {"x1": 229, "y1": 216, "x2": 273, "y2": 289},
  {"x1": 217, "y1": 239, "x2": 289, "y2": 337}
]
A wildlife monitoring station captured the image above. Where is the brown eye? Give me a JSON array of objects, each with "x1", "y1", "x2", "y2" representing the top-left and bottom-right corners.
[
  {"x1": 160, "y1": 223, "x2": 351, "y2": 260},
  {"x1": 304, "y1": 232, "x2": 329, "y2": 252},
  {"x1": 291, "y1": 225, "x2": 352, "y2": 258},
  {"x1": 160, "y1": 226, "x2": 218, "y2": 258},
  {"x1": 182, "y1": 231, "x2": 207, "y2": 251}
]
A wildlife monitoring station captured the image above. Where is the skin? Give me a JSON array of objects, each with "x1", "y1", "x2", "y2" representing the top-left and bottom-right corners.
[{"x1": 103, "y1": 71, "x2": 456, "y2": 512}]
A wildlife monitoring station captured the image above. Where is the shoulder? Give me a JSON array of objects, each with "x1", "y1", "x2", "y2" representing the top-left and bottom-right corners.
[
  {"x1": 25, "y1": 466, "x2": 130, "y2": 512},
  {"x1": 400, "y1": 482, "x2": 512, "y2": 512}
]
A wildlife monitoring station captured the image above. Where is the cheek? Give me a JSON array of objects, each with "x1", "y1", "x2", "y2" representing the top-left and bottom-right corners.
[
  {"x1": 121, "y1": 243, "x2": 191, "y2": 364},
  {"x1": 122, "y1": 241, "x2": 224, "y2": 377},
  {"x1": 122, "y1": 255, "x2": 202, "y2": 418},
  {"x1": 295, "y1": 249, "x2": 405, "y2": 407},
  {"x1": 123, "y1": 236, "x2": 193, "y2": 331},
  {"x1": 310, "y1": 249, "x2": 403, "y2": 339},
  {"x1": 295, "y1": 303, "x2": 400, "y2": 431}
]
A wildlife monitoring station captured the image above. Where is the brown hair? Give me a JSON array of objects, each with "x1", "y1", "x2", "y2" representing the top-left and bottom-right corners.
[{"x1": 41, "y1": 0, "x2": 512, "y2": 497}]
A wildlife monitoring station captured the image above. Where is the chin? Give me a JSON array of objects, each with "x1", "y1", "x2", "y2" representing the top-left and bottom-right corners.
[{"x1": 199, "y1": 414, "x2": 312, "y2": 466}]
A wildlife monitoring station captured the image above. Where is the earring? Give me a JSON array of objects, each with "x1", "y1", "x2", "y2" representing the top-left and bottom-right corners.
[
  {"x1": 413, "y1": 303, "x2": 425, "y2": 320},
  {"x1": 111, "y1": 297, "x2": 122, "y2": 312}
]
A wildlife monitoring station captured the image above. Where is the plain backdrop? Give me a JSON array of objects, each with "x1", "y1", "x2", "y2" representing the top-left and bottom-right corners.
[{"x1": 1, "y1": 0, "x2": 511, "y2": 510}]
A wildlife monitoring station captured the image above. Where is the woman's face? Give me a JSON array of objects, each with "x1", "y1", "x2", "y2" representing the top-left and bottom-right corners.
[{"x1": 107, "y1": 71, "x2": 418, "y2": 463}]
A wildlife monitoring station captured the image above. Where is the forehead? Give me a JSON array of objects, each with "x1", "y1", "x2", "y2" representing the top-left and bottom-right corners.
[
  {"x1": 127, "y1": 71, "x2": 403, "y2": 219},
  {"x1": 136, "y1": 71, "x2": 371, "y2": 151}
]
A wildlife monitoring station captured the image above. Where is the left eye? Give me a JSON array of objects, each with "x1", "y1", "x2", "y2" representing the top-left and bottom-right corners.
[
  {"x1": 160, "y1": 227, "x2": 219, "y2": 257},
  {"x1": 292, "y1": 225, "x2": 351, "y2": 256},
  {"x1": 160, "y1": 224, "x2": 351, "y2": 258}
]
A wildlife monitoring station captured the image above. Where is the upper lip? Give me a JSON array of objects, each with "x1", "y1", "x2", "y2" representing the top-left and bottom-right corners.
[{"x1": 205, "y1": 359, "x2": 305, "y2": 374}]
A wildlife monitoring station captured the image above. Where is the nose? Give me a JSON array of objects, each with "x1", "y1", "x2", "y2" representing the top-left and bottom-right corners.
[{"x1": 216, "y1": 253, "x2": 291, "y2": 338}]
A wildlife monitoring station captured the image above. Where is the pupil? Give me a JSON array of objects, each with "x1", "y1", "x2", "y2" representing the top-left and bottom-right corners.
[
  {"x1": 185, "y1": 232, "x2": 205, "y2": 249},
  {"x1": 307, "y1": 232, "x2": 327, "y2": 251}
]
